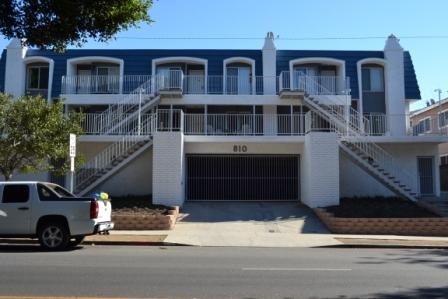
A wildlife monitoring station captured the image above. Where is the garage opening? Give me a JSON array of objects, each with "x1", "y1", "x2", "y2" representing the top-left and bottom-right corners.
[{"x1": 186, "y1": 155, "x2": 300, "y2": 201}]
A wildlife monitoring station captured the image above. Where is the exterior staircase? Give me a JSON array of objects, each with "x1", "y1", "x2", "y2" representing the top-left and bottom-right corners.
[
  {"x1": 92, "y1": 77, "x2": 162, "y2": 135},
  {"x1": 74, "y1": 76, "x2": 163, "y2": 196},
  {"x1": 418, "y1": 198, "x2": 448, "y2": 216},
  {"x1": 302, "y1": 77, "x2": 419, "y2": 201},
  {"x1": 75, "y1": 136, "x2": 154, "y2": 196}
]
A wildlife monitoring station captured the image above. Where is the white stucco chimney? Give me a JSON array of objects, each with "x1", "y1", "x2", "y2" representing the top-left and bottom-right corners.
[
  {"x1": 262, "y1": 32, "x2": 277, "y2": 95},
  {"x1": 4, "y1": 38, "x2": 27, "y2": 99},
  {"x1": 384, "y1": 34, "x2": 406, "y2": 136}
]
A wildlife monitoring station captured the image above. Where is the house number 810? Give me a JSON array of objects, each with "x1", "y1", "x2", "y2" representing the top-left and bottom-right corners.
[{"x1": 233, "y1": 145, "x2": 248, "y2": 153}]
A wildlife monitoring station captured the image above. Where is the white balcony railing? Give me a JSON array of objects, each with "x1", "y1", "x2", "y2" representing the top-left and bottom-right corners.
[
  {"x1": 81, "y1": 113, "x2": 155, "y2": 135},
  {"x1": 61, "y1": 75, "x2": 154, "y2": 94},
  {"x1": 279, "y1": 71, "x2": 349, "y2": 95},
  {"x1": 62, "y1": 72, "x2": 351, "y2": 96},
  {"x1": 80, "y1": 111, "x2": 305, "y2": 136},
  {"x1": 78, "y1": 110, "x2": 448, "y2": 138},
  {"x1": 363, "y1": 113, "x2": 448, "y2": 136},
  {"x1": 182, "y1": 75, "x2": 279, "y2": 95},
  {"x1": 411, "y1": 114, "x2": 448, "y2": 136},
  {"x1": 184, "y1": 113, "x2": 305, "y2": 136}
]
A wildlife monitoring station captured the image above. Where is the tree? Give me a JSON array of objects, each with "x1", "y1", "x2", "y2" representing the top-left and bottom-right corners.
[
  {"x1": 0, "y1": 0, "x2": 153, "y2": 51},
  {"x1": 0, "y1": 93, "x2": 84, "y2": 181}
]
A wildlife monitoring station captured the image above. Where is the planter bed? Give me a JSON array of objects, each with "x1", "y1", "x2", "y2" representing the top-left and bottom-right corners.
[
  {"x1": 314, "y1": 197, "x2": 448, "y2": 236},
  {"x1": 111, "y1": 196, "x2": 179, "y2": 230}
]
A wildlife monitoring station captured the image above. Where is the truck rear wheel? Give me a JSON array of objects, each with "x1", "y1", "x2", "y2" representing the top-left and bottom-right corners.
[{"x1": 38, "y1": 222, "x2": 70, "y2": 250}]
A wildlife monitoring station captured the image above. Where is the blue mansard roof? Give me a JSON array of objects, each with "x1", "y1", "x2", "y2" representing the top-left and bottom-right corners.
[
  {"x1": 276, "y1": 50, "x2": 420, "y2": 99},
  {"x1": 26, "y1": 49, "x2": 263, "y2": 98},
  {"x1": 0, "y1": 48, "x2": 420, "y2": 100}
]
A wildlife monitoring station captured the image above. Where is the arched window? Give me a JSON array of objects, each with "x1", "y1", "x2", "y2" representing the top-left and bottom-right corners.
[
  {"x1": 223, "y1": 57, "x2": 255, "y2": 95},
  {"x1": 24, "y1": 56, "x2": 54, "y2": 100}
]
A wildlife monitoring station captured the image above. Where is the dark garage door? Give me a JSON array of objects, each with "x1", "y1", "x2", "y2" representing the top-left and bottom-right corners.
[{"x1": 186, "y1": 155, "x2": 300, "y2": 201}]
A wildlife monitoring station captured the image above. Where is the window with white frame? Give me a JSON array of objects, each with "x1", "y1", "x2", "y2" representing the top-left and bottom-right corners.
[
  {"x1": 413, "y1": 117, "x2": 431, "y2": 135},
  {"x1": 27, "y1": 65, "x2": 49, "y2": 90},
  {"x1": 362, "y1": 67, "x2": 384, "y2": 92},
  {"x1": 439, "y1": 110, "x2": 448, "y2": 128}
]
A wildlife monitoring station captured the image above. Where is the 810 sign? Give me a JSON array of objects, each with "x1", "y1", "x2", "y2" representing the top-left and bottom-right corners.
[{"x1": 233, "y1": 145, "x2": 248, "y2": 153}]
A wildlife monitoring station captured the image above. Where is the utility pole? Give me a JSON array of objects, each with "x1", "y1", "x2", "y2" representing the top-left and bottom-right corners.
[{"x1": 434, "y1": 89, "x2": 443, "y2": 132}]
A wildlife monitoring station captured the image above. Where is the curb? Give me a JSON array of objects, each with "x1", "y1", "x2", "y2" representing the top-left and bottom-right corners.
[
  {"x1": 83, "y1": 240, "x2": 189, "y2": 246},
  {"x1": 316, "y1": 244, "x2": 448, "y2": 249},
  {"x1": 0, "y1": 238, "x2": 188, "y2": 247}
]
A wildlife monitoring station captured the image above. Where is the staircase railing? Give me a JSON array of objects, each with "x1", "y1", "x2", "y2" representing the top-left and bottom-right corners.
[
  {"x1": 75, "y1": 114, "x2": 156, "y2": 193},
  {"x1": 303, "y1": 76, "x2": 417, "y2": 198},
  {"x1": 90, "y1": 75, "x2": 163, "y2": 135},
  {"x1": 299, "y1": 75, "x2": 372, "y2": 136},
  {"x1": 306, "y1": 109, "x2": 417, "y2": 198}
]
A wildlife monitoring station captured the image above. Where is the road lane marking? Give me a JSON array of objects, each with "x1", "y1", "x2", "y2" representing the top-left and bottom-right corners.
[{"x1": 242, "y1": 267, "x2": 352, "y2": 271}]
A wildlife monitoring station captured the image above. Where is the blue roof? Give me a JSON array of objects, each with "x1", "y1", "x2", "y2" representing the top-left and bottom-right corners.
[
  {"x1": 276, "y1": 50, "x2": 420, "y2": 99},
  {"x1": 20, "y1": 48, "x2": 421, "y2": 100},
  {"x1": 403, "y1": 51, "x2": 420, "y2": 100},
  {"x1": 26, "y1": 49, "x2": 263, "y2": 98}
]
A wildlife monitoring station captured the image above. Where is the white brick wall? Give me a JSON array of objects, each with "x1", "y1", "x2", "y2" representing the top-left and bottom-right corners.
[
  {"x1": 340, "y1": 142, "x2": 440, "y2": 197},
  {"x1": 152, "y1": 132, "x2": 185, "y2": 206},
  {"x1": 340, "y1": 153, "x2": 394, "y2": 198},
  {"x1": 302, "y1": 132, "x2": 340, "y2": 207}
]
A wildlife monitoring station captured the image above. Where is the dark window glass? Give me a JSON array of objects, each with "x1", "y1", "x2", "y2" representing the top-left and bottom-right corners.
[
  {"x1": 37, "y1": 184, "x2": 59, "y2": 201},
  {"x1": 39, "y1": 67, "x2": 49, "y2": 89},
  {"x1": 2, "y1": 185, "x2": 30, "y2": 203},
  {"x1": 362, "y1": 68, "x2": 370, "y2": 91},
  {"x1": 27, "y1": 66, "x2": 49, "y2": 90},
  {"x1": 46, "y1": 184, "x2": 74, "y2": 198},
  {"x1": 28, "y1": 68, "x2": 40, "y2": 89},
  {"x1": 277, "y1": 106, "x2": 291, "y2": 114},
  {"x1": 362, "y1": 67, "x2": 384, "y2": 92}
]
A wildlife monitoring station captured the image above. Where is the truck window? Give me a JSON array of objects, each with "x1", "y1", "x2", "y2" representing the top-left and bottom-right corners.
[
  {"x1": 46, "y1": 184, "x2": 74, "y2": 198},
  {"x1": 2, "y1": 185, "x2": 30, "y2": 203},
  {"x1": 37, "y1": 184, "x2": 59, "y2": 201}
]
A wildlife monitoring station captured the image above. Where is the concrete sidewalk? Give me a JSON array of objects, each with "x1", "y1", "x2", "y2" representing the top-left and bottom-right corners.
[
  {"x1": 92, "y1": 230, "x2": 448, "y2": 248},
  {"x1": 3, "y1": 202, "x2": 448, "y2": 248},
  {"x1": 70, "y1": 201, "x2": 448, "y2": 248}
]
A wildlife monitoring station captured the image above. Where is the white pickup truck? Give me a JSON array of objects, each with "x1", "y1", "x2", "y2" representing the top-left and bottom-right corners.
[{"x1": 0, "y1": 181, "x2": 114, "y2": 250}]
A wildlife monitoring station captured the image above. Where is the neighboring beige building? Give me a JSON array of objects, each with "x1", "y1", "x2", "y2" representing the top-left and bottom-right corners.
[{"x1": 411, "y1": 99, "x2": 448, "y2": 192}]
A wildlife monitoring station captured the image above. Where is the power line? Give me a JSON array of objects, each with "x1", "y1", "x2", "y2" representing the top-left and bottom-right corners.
[{"x1": 116, "y1": 35, "x2": 448, "y2": 41}]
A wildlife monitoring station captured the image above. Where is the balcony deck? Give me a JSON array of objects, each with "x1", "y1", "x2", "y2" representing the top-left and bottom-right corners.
[{"x1": 61, "y1": 72, "x2": 347, "y2": 98}]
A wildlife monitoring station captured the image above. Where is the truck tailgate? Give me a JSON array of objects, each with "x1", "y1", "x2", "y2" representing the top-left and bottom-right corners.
[{"x1": 96, "y1": 199, "x2": 112, "y2": 222}]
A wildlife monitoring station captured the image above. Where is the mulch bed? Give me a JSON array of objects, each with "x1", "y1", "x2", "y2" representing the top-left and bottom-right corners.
[
  {"x1": 110, "y1": 195, "x2": 172, "y2": 215},
  {"x1": 325, "y1": 197, "x2": 439, "y2": 218}
]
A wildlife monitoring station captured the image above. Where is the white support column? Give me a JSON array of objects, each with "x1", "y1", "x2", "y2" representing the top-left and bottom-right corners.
[
  {"x1": 4, "y1": 39, "x2": 27, "y2": 98},
  {"x1": 384, "y1": 34, "x2": 406, "y2": 136},
  {"x1": 262, "y1": 32, "x2": 276, "y2": 95},
  {"x1": 302, "y1": 132, "x2": 340, "y2": 207},
  {"x1": 263, "y1": 105, "x2": 277, "y2": 135},
  {"x1": 152, "y1": 131, "x2": 185, "y2": 206},
  {"x1": 204, "y1": 105, "x2": 208, "y2": 135}
]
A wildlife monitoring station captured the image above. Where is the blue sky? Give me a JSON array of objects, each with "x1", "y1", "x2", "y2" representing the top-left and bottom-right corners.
[{"x1": 1, "y1": 0, "x2": 447, "y2": 111}]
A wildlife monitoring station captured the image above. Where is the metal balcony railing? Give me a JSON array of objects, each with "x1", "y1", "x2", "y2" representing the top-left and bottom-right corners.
[
  {"x1": 61, "y1": 75, "x2": 154, "y2": 94},
  {"x1": 279, "y1": 71, "x2": 350, "y2": 95}
]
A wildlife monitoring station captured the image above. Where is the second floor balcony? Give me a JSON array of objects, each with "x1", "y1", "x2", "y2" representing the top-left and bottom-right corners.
[
  {"x1": 61, "y1": 71, "x2": 349, "y2": 97},
  {"x1": 78, "y1": 110, "x2": 448, "y2": 139}
]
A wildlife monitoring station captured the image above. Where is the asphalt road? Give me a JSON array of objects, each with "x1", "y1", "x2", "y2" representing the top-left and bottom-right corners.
[{"x1": 0, "y1": 244, "x2": 447, "y2": 299}]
